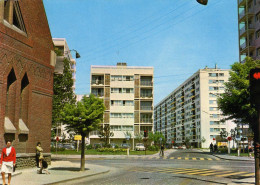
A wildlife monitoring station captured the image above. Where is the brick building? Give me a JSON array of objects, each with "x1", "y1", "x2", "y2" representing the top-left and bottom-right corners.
[{"x1": 0, "y1": 0, "x2": 55, "y2": 165}]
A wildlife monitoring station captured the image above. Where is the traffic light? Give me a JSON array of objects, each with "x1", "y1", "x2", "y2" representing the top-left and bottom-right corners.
[
  {"x1": 144, "y1": 130, "x2": 147, "y2": 138},
  {"x1": 196, "y1": 0, "x2": 208, "y2": 5},
  {"x1": 250, "y1": 68, "x2": 260, "y2": 107}
]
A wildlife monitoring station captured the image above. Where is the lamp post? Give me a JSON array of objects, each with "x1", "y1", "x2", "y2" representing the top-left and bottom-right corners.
[{"x1": 70, "y1": 49, "x2": 81, "y2": 59}]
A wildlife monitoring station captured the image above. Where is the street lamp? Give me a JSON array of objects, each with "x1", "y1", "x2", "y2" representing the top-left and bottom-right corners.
[
  {"x1": 196, "y1": 0, "x2": 208, "y2": 5},
  {"x1": 70, "y1": 49, "x2": 81, "y2": 58}
]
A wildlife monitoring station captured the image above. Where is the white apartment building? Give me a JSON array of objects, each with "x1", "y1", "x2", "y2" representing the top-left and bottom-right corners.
[
  {"x1": 154, "y1": 67, "x2": 236, "y2": 148},
  {"x1": 52, "y1": 38, "x2": 77, "y2": 140},
  {"x1": 90, "y1": 63, "x2": 154, "y2": 148}
]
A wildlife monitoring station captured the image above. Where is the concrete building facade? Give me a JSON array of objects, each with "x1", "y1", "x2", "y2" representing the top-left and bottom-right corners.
[
  {"x1": 90, "y1": 63, "x2": 154, "y2": 149},
  {"x1": 238, "y1": 0, "x2": 260, "y2": 62},
  {"x1": 154, "y1": 67, "x2": 236, "y2": 148},
  {"x1": 0, "y1": 0, "x2": 55, "y2": 167}
]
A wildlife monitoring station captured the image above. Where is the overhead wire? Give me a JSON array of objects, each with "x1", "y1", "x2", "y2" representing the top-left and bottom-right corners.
[{"x1": 85, "y1": 0, "x2": 224, "y2": 62}]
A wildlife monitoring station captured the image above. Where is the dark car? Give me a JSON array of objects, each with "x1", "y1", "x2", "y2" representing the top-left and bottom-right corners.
[
  {"x1": 121, "y1": 143, "x2": 131, "y2": 148},
  {"x1": 63, "y1": 143, "x2": 75, "y2": 150}
]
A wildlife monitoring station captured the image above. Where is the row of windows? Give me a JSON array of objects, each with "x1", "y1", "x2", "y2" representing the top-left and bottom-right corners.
[
  {"x1": 210, "y1": 128, "x2": 226, "y2": 132},
  {"x1": 111, "y1": 88, "x2": 134, "y2": 93},
  {"x1": 111, "y1": 75, "x2": 134, "y2": 81},
  {"x1": 209, "y1": 73, "x2": 224, "y2": 77},
  {"x1": 110, "y1": 125, "x2": 133, "y2": 131},
  {"x1": 209, "y1": 86, "x2": 225, "y2": 91},
  {"x1": 209, "y1": 80, "x2": 224, "y2": 84},
  {"x1": 111, "y1": 100, "x2": 134, "y2": 106},
  {"x1": 110, "y1": 113, "x2": 134, "y2": 118}
]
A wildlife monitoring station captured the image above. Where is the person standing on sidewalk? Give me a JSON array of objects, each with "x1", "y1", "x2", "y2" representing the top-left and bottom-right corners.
[
  {"x1": 210, "y1": 143, "x2": 213, "y2": 153},
  {"x1": 160, "y1": 144, "x2": 164, "y2": 157},
  {"x1": 0, "y1": 140, "x2": 16, "y2": 185},
  {"x1": 36, "y1": 142, "x2": 44, "y2": 174}
]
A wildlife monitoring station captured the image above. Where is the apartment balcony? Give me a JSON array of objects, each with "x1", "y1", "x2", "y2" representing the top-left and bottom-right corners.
[
  {"x1": 140, "y1": 93, "x2": 153, "y2": 99},
  {"x1": 140, "y1": 106, "x2": 153, "y2": 111},
  {"x1": 140, "y1": 80, "x2": 153, "y2": 86},
  {"x1": 239, "y1": 24, "x2": 255, "y2": 37},
  {"x1": 238, "y1": 0, "x2": 252, "y2": 6},
  {"x1": 239, "y1": 8, "x2": 255, "y2": 22},
  {"x1": 91, "y1": 79, "x2": 104, "y2": 85},
  {"x1": 240, "y1": 41, "x2": 255, "y2": 54},
  {"x1": 140, "y1": 118, "x2": 153, "y2": 123},
  {"x1": 92, "y1": 92, "x2": 104, "y2": 97}
]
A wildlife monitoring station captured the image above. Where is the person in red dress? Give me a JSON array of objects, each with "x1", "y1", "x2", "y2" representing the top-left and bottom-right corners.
[{"x1": 0, "y1": 140, "x2": 16, "y2": 185}]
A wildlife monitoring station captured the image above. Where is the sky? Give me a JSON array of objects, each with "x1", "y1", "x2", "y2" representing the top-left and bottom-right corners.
[{"x1": 43, "y1": 0, "x2": 239, "y2": 105}]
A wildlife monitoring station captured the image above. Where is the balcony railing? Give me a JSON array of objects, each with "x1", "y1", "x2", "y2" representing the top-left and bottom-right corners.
[
  {"x1": 140, "y1": 93, "x2": 153, "y2": 98},
  {"x1": 239, "y1": 11, "x2": 245, "y2": 19},
  {"x1": 140, "y1": 106, "x2": 153, "y2": 110},
  {"x1": 92, "y1": 92, "x2": 104, "y2": 97},
  {"x1": 140, "y1": 81, "x2": 153, "y2": 86},
  {"x1": 140, "y1": 118, "x2": 153, "y2": 123},
  {"x1": 91, "y1": 80, "x2": 104, "y2": 85}
]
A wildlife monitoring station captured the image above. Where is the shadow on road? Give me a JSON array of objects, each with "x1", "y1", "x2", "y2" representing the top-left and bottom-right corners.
[
  {"x1": 172, "y1": 175, "x2": 227, "y2": 184},
  {"x1": 49, "y1": 167, "x2": 90, "y2": 171}
]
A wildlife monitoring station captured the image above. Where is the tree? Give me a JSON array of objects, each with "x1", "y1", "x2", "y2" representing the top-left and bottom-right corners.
[
  {"x1": 61, "y1": 94, "x2": 105, "y2": 171},
  {"x1": 135, "y1": 133, "x2": 144, "y2": 143},
  {"x1": 98, "y1": 124, "x2": 114, "y2": 147},
  {"x1": 148, "y1": 131, "x2": 165, "y2": 146},
  {"x1": 184, "y1": 137, "x2": 191, "y2": 147},
  {"x1": 52, "y1": 53, "x2": 76, "y2": 128},
  {"x1": 218, "y1": 58, "x2": 260, "y2": 131}
]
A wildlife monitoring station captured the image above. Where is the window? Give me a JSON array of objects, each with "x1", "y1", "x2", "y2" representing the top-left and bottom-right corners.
[
  {"x1": 209, "y1": 107, "x2": 218, "y2": 111},
  {"x1": 257, "y1": 48, "x2": 260, "y2": 56},
  {"x1": 3, "y1": 1, "x2": 26, "y2": 33},
  {"x1": 209, "y1": 73, "x2": 217, "y2": 77},
  {"x1": 210, "y1": 121, "x2": 220, "y2": 125},
  {"x1": 256, "y1": 12, "x2": 260, "y2": 22},
  {"x1": 210, "y1": 114, "x2": 219, "y2": 118}
]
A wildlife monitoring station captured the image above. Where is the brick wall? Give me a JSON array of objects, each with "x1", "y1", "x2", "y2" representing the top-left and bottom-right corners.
[{"x1": 0, "y1": 0, "x2": 54, "y2": 155}]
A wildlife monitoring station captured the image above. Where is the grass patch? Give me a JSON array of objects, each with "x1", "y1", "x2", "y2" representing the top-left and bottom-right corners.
[
  {"x1": 229, "y1": 152, "x2": 254, "y2": 157},
  {"x1": 52, "y1": 149, "x2": 158, "y2": 155}
]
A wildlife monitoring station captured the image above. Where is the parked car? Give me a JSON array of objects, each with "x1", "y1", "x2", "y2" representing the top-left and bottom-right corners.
[
  {"x1": 135, "y1": 143, "x2": 145, "y2": 151},
  {"x1": 57, "y1": 143, "x2": 64, "y2": 149},
  {"x1": 110, "y1": 143, "x2": 116, "y2": 148},
  {"x1": 63, "y1": 143, "x2": 75, "y2": 150},
  {"x1": 121, "y1": 143, "x2": 131, "y2": 149}
]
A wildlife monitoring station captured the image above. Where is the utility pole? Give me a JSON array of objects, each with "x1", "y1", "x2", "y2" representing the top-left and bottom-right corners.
[{"x1": 249, "y1": 68, "x2": 260, "y2": 185}]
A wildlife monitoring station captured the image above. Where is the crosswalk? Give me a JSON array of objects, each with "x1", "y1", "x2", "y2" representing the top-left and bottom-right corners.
[
  {"x1": 128, "y1": 167, "x2": 254, "y2": 179},
  {"x1": 85, "y1": 156, "x2": 221, "y2": 161}
]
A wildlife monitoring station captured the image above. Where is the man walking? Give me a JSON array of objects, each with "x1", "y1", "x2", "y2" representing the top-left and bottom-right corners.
[{"x1": 160, "y1": 144, "x2": 164, "y2": 157}]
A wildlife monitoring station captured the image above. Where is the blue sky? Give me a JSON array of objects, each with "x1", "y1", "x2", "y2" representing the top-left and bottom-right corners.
[{"x1": 43, "y1": 0, "x2": 238, "y2": 105}]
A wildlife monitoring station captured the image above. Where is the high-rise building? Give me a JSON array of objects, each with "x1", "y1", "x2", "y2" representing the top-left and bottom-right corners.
[
  {"x1": 90, "y1": 63, "x2": 154, "y2": 149},
  {"x1": 238, "y1": 0, "x2": 260, "y2": 63},
  {"x1": 52, "y1": 38, "x2": 77, "y2": 92},
  {"x1": 154, "y1": 67, "x2": 236, "y2": 148}
]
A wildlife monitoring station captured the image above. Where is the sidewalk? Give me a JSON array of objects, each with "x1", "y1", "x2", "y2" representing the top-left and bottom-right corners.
[
  {"x1": 196, "y1": 148, "x2": 254, "y2": 161},
  {"x1": 9, "y1": 161, "x2": 110, "y2": 185}
]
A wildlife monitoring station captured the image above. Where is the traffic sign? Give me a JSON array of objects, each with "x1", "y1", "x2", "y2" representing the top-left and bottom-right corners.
[
  {"x1": 227, "y1": 137, "x2": 232, "y2": 141},
  {"x1": 74, "y1": 135, "x2": 82, "y2": 140},
  {"x1": 250, "y1": 68, "x2": 260, "y2": 106},
  {"x1": 56, "y1": 137, "x2": 59, "y2": 142}
]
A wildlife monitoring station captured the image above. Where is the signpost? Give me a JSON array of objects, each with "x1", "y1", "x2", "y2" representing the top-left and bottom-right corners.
[
  {"x1": 74, "y1": 135, "x2": 82, "y2": 152},
  {"x1": 125, "y1": 135, "x2": 130, "y2": 156},
  {"x1": 227, "y1": 137, "x2": 232, "y2": 154}
]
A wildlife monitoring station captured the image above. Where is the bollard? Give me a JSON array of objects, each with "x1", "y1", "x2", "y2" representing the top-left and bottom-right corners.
[
  {"x1": 238, "y1": 148, "x2": 240, "y2": 157},
  {"x1": 127, "y1": 148, "x2": 129, "y2": 156}
]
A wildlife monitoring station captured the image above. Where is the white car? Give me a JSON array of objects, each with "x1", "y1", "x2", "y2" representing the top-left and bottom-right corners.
[{"x1": 135, "y1": 143, "x2": 145, "y2": 151}]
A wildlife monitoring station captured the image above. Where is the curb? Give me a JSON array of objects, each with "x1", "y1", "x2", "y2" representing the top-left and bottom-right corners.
[
  {"x1": 0, "y1": 171, "x2": 22, "y2": 180},
  {"x1": 44, "y1": 169, "x2": 110, "y2": 185},
  {"x1": 212, "y1": 154, "x2": 254, "y2": 161}
]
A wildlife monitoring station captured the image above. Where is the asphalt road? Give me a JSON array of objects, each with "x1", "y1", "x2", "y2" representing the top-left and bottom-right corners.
[{"x1": 58, "y1": 149, "x2": 254, "y2": 185}]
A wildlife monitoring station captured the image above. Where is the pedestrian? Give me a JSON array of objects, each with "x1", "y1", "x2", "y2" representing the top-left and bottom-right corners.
[
  {"x1": 0, "y1": 140, "x2": 16, "y2": 185},
  {"x1": 160, "y1": 144, "x2": 164, "y2": 157},
  {"x1": 36, "y1": 142, "x2": 41, "y2": 168},
  {"x1": 214, "y1": 144, "x2": 218, "y2": 153},
  {"x1": 36, "y1": 142, "x2": 44, "y2": 174},
  {"x1": 210, "y1": 143, "x2": 213, "y2": 153}
]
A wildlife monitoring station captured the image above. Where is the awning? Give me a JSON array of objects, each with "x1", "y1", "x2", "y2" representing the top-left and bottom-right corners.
[
  {"x1": 4, "y1": 117, "x2": 16, "y2": 133},
  {"x1": 19, "y1": 119, "x2": 29, "y2": 134}
]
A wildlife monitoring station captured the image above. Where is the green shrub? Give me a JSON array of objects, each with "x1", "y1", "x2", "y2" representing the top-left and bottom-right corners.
[
  {"x1": 86, "y1": 144, "x2": 92, "y2": 150},
  {"x1": 148, "y1": 145, "x2": 159, "y2": 151},
  {"x1": 95, "y1": 144, "x2": 102, "y2": 149},
  {"x1": 115, "y1": 144, "x2": 119, "y2": 149},
  {"x1": 218, "y1": 148, "x2": 228, "y2": 153},
  {"x1": 51, "y1": 146, "x2": 65, "y2": 152},
  {"x1": 97, "y1": 148, "x2": 127, "y2": 153}
]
